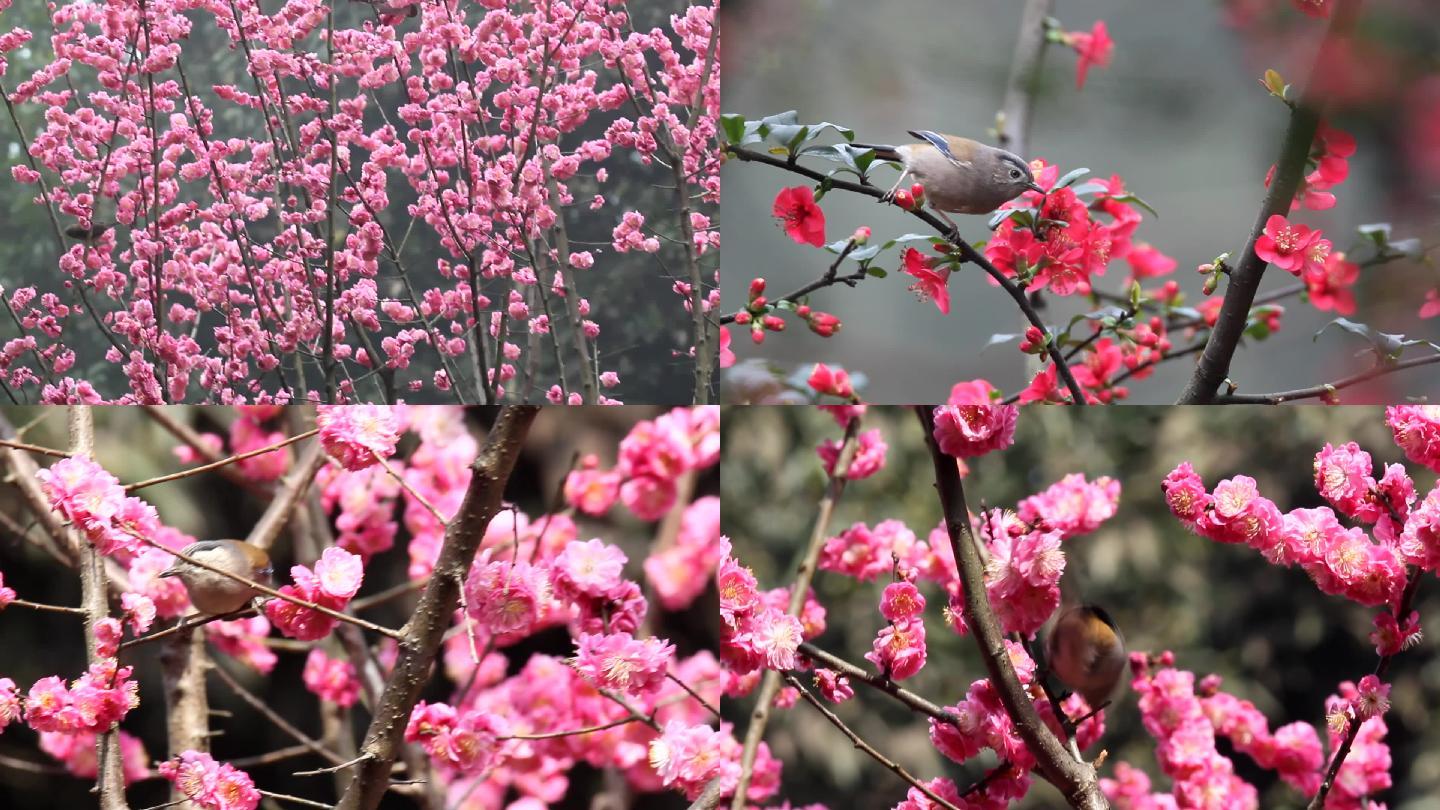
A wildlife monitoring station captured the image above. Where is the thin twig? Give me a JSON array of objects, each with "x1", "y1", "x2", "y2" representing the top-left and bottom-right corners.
[
  {"x1": 1215, "y1": 353, "x2": 1440, "y2": 404},
  {"x1": 731, "y1": 414, "x2": 863, "y2": 809},
  {"x1": 783, "y1": 673, "x2": 964, "y2": 810},
  {"x1": 126, "y1": 429, "x2": 319, "y2": 492}
]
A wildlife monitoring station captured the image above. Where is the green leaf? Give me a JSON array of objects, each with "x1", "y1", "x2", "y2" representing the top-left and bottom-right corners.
[
  {"x1": 849, "y1": 245, "x2": 882, "y2": 261},
  {"x1": 988, "y1": 207, "x2": 1032, "y2": 231},
  {"x1": 1129, "y1": 281, "x2": 1143, "y2": 311},
  {"x1": 1054, "y1": 167, "x2": 1091, "y2": 190},
  {"x1": 1068, "y1": 181, "x2": 1108, "y2": 197},
  {"x1": 1389, "y1": 238, "x2": 1423, "y2": 259},
  {"x1": 867, "y1": 267, "x2": 888, "y2": 278},
  {"x1": 1077, "y1": 306, "x2": 1128, "y2": 324},
  {"x1": 815, "y1": 175, "x2": 833, "y2": 200},
  {"x1": 985, "y1": 333, "x2": 1023, "y2": 349},
  {"x1": 1262, "y1": 69, "x2": 1287, "y2": 100},
  {"x1": 1358, "y1": 223, "x2": 1392, "y2": 246},
  {"x1": 1315, "y1": 317, "x2": 1428, "y2": 361},
  {"x1": 881, "y1": 233, "x2": 946, "y2": 250},
  {"x1": 720, "y1": 114, "x2": 747, "y2": 145},
  {"x1": 1107, "y1": 193, "x2": 1160, "y2": 218}
]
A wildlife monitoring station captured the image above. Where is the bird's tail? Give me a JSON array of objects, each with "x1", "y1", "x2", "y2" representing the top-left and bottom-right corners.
[{"x1": 851, "y1": 142, "x2": 899, "y2": 162}]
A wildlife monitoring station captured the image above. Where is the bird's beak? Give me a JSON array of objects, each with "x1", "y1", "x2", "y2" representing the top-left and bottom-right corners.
[
  {"x1": 1026, "y1": 182, "x2": 1045, "y2": 194},
  {"x1": 159, "y1": 565, "x2": 178, "y2": 578}
]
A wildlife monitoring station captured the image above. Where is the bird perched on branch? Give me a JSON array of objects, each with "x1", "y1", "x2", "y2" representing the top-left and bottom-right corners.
[
  {"x1": 64, "y1": 223, "x2": 111, "y2": 246},
  {"x1": 347, "y1": 0, "x2": 417, "y2": 25},
  {"x1": 852, "y1": 131, "x2": 1042, "y2": 235},
  {"x1": 160, "y1": 539, "x2": 273, "y2": 615},
  {"x1": 1045, "y1": 604, "x2": 1126, "y2": 710}
]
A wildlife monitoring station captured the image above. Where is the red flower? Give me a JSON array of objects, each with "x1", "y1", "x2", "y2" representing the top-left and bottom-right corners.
[
  {"x1": 1304, "y1": 251, "x2": 1359, "y2": 315},
  {"x1": 1292, "y1": 0, "x2": 1329, "y2": 18},
  {"x1": 1126, "y1": 243, "x2": 1177, "y2": 279},
  {"x1": 902, "y1": 248, "x2": 951, "y2": 314},
  {"x1": 1069, "y1": 21, "x2": 1114, "y2": 90},
  {"x1": 1422, "y1": 289, "x2": 1440, "y2": 319},
  {"x1": 719, "y1": 327, "x2": 735, "y2": 368},
  {"x1": 1254, "y1": 214, "x2": 1319, "y2": 275},
  {"x1": 808, "y1": 363, "x2": 854, "y2": 400},
  {"x1": 772, "y1": 186, "x2": 826, "y2": 247}
]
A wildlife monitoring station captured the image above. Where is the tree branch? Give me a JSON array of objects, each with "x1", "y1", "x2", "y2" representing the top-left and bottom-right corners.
[
  {"x1": 336, "y1": 406, "x2": 539, "y2": 810},
  {"x1": 1178, "y1": 0, "x2": 1363, "y2": 403},
  {"x1": 1213, "y1": 352, "x2": 1440, "y2": 404},
  {"x1": 914, "y1": 406, "x2": 1106, "y2": 809}
]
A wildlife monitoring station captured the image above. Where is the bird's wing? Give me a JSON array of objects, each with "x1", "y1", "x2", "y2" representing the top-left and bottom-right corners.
[{"x1": 908, "y1": 130, "x2": 970, "y2": 167}]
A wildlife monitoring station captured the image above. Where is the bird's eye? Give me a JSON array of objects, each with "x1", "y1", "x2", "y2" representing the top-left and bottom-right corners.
[{"x1": 1009, "y1": 169, "x2": 1022, "y2": 179}]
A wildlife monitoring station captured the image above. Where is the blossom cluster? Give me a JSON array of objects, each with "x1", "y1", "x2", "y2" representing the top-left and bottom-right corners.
[
  {"x1": 5, "y1": 405, "x2": 726, "y2": 806},
  {"x1": 264, "y1": 547, "x2": 365, "y2": 641},
  {"x1": 158, "y1": 750, "x2": 261, "y2": 810},
  {"x1": 0, "y1": 0, "x2": 719, "y2": 403},
  {"x1": 1104, "y1": 652, "x2": 1391, "y2": 808},
  {"x1": 721, "y1": 411, "x2": 1130, "y2": 808},
  {"x1": 563, "y1": 406, "x2": 720, "y2": 521},
  {"x1": 1162, "y1": 407, "x2": 1440, "y2": 612}
]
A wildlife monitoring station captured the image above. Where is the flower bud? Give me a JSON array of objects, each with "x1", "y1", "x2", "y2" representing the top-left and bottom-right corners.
[
  {"x1": 808, "y1": 312, "x2": 842, "y2": 337},
  {"x1": 762, "y1": 314, "x2": 786, "y2": 332},
  {"x1": 1019, "y1": 325, "x2": 1047, "y2": 354},
  {"x1": 893, "y1": 189, "x2": 914, "y2": 210},
  {"x1": 795, "y1": 304, "x2": 811, "y2": 317},
  {"x1": 733, "y1": 311, "x2": 751, "y2": 325},
  {"x1": 749, "y1": 278, "x2": 766, "y2": 300},
  {"x1": 851, "y1": 226, "x2": 872, "y2": 246},
  {"x1": 1203, "y1": 273, "x2": 1220, "y2": 296},
  {"x1": 910, "y1": 183, "x2": 926, "y2": 203}
]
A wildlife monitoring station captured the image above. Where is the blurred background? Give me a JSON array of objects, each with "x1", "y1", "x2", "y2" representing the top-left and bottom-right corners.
[
  {"x1": 722, "y1": 406, "x2": 1440, "y2": 808},
  {"x1": 0, "y1": 406, "x2": 719, "y2": 809},
  {"x1": 719, "y1": 0, "x2": 1440, "y2": 404}
]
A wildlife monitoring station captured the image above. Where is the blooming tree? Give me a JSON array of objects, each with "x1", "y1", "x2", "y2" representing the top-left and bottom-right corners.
[
  {"x1": 720, "y1": 0, "x2": 1440, "y2": 405},
  {"x1": 0, "y1": 404, "x2": 722, "y2": 809},
  {"x1": 0, "y1": 0, "x2": 719, "y2": 405},
  {"x1": 719, "y1": 404, "x2": 1440, "y2": 809}
]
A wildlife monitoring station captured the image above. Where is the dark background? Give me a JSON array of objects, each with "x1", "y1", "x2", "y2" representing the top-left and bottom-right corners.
[{"x1": 721, "y1": 405, "x2": 1440, "y2": 809}]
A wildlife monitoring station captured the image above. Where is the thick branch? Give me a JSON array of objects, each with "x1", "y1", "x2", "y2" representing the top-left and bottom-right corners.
[
  {"x1": 914, "y1": 407, "x2": 1106, "y2": 809},
  {"x1": 726, "y1": 145, "x2": 1087, "y2": 404},
  {"x1": 1178, "y1": 0, "x2": 1362, "y2": 403},
  {"x1": 336, "y1": 406, "x2": 539, "y2": 810},
  {"x1": 784, "y1": 673, "x2": 963, "y2": 810}
]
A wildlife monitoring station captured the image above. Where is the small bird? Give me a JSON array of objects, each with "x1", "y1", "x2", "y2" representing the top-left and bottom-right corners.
[
  {"x1": 160, "y1": 539, "x2": 273, "y2": 615},
  {"x1": 1045, "y1": 604, "x2": 1126, "y2": 710},
  {"x1": 64, "y1": 223, "x2": 112, "y2": 245},
  {"x1": 348, "y1": 0, "x2": 417, "y2": 25},
  {"x1": 852, "y1": 131, "x2": 1043, "y2": 233}
]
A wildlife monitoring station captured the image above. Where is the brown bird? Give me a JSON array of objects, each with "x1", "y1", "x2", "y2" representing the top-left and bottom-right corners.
[
  {"x1": 64, "y1": 223, "x2": 112, "y2": 245},
  {"x1": 348, "y1": 0, "x2": 418, "y2": 24},
  {"x1": 853, "y1": 131, "x2": 1042, "y2": 234},
  {"x1": 160, "y1": 539, "x2": 274, "y2": 615}
]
